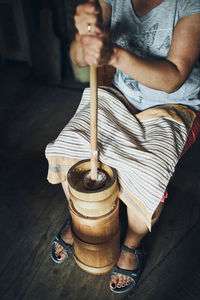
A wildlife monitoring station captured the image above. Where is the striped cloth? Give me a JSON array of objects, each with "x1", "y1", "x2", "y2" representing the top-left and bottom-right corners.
[{"x1": 45, "y1": 87, "x2": 195, "y2": 229}]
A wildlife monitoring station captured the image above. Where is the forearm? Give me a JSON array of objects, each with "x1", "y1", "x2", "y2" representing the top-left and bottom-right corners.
[{"x1": 110, "y1": 46, "x2": 185, "y2": 94}]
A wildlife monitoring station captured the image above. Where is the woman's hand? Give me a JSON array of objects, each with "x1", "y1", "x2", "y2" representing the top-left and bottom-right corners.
[
  {"x1": 74, "y1": 2, "x2": 113, "y2": 66},
  {"x1": 75, "y1": 2, "x2": 102, "y2": 35}
]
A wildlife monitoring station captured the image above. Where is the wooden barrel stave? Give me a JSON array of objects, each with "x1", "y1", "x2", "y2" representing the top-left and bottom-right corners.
[
  {"x1": 73, "y1": 230, "x2": 120, "y2": 275},
  {"x1": 69, "y1": 198, "x2": 120, "y2": 244},
  {"x1": 69, "y1": 186, "x2": 118, "y2": 217}
]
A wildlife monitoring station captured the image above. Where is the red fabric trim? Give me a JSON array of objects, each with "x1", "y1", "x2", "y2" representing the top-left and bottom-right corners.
[
  {"x1": 160, "y1": 189, "x2": 168, "y2": 203},
  {"x1": 161, "y1": 110, "x2": 200, "y2": 203},
  {"x1": 181, "y1": 111, "x2": 200, "y2": 157}
]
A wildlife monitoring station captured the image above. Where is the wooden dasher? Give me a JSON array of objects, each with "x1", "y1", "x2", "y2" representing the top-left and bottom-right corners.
[{"x1": 67, "y1": 0, "x2": 120, "y2": 275}]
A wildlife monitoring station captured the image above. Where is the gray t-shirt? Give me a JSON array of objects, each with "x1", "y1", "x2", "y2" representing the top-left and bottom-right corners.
[{"x1": 104, "y1": 0, "x2": 200, "y2": 111}]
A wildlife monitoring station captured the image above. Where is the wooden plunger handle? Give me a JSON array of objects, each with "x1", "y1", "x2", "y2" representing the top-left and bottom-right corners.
[
  {"x1": 90, "y1": 65, "x2": 98, "y2": 181},
  {"x1": 89, "y1": 0, "x2": 98, "y2": 181}
]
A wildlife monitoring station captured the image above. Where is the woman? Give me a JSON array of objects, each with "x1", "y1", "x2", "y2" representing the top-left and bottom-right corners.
[{"x1": 46, "y1": 0, "x2": 200, "y2": 294}]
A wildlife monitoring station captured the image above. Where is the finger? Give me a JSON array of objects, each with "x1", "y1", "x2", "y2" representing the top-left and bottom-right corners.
[
  {"x1": 75, "y1": 14, "x2": 98, "y2": 28},
  {"x1": 75, "y1": 19, "x2": 102, "y2": 35},
  {"x1": 75, "y1": 3, "x2": 102, "y2": 35},
  {"x1": 77, "y1": 34, "x2": 99, "y2": 46},
  {"x1": 79, "y1": 35, "x2": 104, "y2": 49},
  {"x1": 81, "y1": 45, "x2": 101, "y2": 65},
  {"x1": 76, "y1": 34, "x2": 108, "y2": 66},
  {"x1": 76, "y1": 3, "x2": 100, "y2": 15}
]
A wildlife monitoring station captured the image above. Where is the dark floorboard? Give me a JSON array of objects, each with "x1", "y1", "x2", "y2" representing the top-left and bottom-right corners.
[{"x1": 0, "y1": 63, "x2": 200, "y2": 300}]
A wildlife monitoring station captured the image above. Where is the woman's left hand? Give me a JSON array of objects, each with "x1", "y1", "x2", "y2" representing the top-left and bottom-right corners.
[{"x1": 75, "y1": 30, "x2": 114, "y2": 67}]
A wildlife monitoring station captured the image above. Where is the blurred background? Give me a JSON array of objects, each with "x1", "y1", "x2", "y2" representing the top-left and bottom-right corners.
[{"x1": 0, "y1": 0, "x2": 91, "y2": 86}]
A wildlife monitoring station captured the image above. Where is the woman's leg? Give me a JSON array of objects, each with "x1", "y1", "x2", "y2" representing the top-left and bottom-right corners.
[
  {"x1": 110, "y1": 202, "x2": 164, "y2": 289},
  {"x1": 53, "y1": 182, "x2": 74, "y2": 261}
]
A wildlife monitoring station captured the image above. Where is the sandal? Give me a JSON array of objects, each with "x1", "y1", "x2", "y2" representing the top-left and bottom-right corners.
[
  {"x1": 110, "y1": 243, "x2": 146, "y2": 294},
  {"x1": 51, "y1": 215, "x2": 73, "y2": 264}
]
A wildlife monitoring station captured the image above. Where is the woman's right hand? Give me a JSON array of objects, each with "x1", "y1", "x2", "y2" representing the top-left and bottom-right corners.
[
  {"x1": 74, "y1": 2, "x2": 102, "y2": 36},
  {"x1": 73, "y1": 2, "x2": 114, "y2": 67}
]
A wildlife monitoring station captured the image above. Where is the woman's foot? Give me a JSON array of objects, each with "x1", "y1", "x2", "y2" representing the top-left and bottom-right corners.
[
  {"x1": 110, "y1": 242, "x2": 145, "y2": 293},
  {"x1": 53, "y1": 225, "x2": 74, "y2": 261},
  {"x1": 51, "y1": 216, "x2": 74, "y2": 263},
  {"x1": 110, "y1": 244, "x2": 137, "y2": 288}
]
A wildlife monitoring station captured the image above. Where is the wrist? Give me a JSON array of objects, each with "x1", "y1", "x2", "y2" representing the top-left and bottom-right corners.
[{"x1": 108, "y1": 45, "x2": 121, "y2": 67}]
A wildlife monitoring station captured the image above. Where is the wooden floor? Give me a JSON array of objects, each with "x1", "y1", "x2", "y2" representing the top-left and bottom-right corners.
[{"x1": 0, "y1": 62, "x2": 200, "y2": 300}]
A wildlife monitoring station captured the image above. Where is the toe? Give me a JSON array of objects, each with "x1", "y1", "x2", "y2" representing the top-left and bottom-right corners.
[
  {"x1": 57, "y1": 250, "x2": 66, "y2": 260},
  {"x1": 54, "y1": 242, "x2": 62, "y2": 253},
  {"x1": 121, "y1": 276, "x2": 127, "y2": 287},
  {"x1": 110, "y1": 275, "x2": 119, "y2": 289},
  {"x1": 110, "y1": 274, "x2": 133, "y2": 290},
  {"x1": 117, "y1": 275, "x2": 124, "y2": 288},
  {"x1": 54, "y1": 242, "x2": 66, "y2": 260},
  {"x1": 118, "y1": 275, "x2": 132, "y2": 289},
  {"x1": 125, "y1": 277, "x2": 132, "y2": 286}
]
